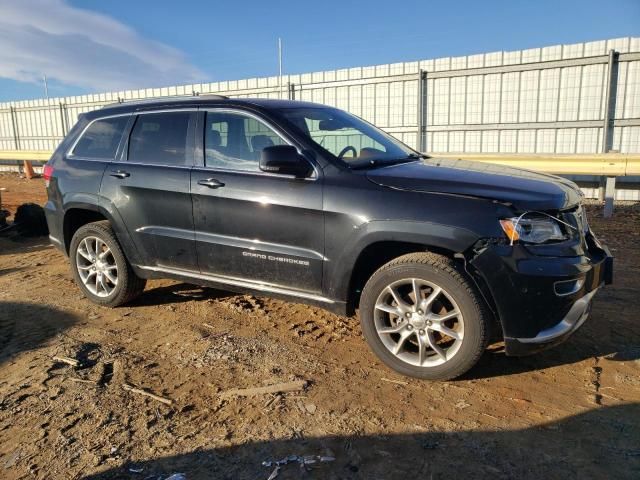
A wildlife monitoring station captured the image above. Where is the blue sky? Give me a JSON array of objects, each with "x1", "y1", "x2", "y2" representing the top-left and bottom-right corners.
[{"x1": 1, "y1": 0, "x2": 638, "y2": 102}]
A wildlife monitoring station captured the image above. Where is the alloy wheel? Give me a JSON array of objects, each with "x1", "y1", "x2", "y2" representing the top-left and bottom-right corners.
[
  {"x1": 374, "y1": 278, "x2": 465, "y2": 367},
  {"x1": 75, "y1": 236, "x2": 118, "y2": 297}
]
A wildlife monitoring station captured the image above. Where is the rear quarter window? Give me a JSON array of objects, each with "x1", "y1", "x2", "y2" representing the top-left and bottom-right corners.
[{"x1": 72, "y1": 116, "x2": 129, "y2": 159}]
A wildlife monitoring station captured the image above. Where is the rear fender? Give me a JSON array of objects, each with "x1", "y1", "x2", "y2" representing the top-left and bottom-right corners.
[{"x1": 63, "y1": 199, "x2": 143, "y2": 266}]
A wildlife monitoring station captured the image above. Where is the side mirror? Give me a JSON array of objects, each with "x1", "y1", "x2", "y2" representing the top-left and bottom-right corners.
[{"x1": 259, "y1": 145, "x2": 312, "y2": 177}]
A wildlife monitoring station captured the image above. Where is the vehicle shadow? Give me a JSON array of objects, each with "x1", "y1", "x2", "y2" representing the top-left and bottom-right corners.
[
  {"x1": 0, "y1": 301, "x2": 78, "y2": 367},
  {"x1": 0, "y1": 235, "x2": 52, "y2": 257},
  {"x1": 128, "y1": 282, "x2": 234, "y2": 307},
  {"x1": 0, "y1": 266, "x2": 26, "y2": 276},
  {"x1": 81, "y1": 403, "x2": 639, "y2": 479}
]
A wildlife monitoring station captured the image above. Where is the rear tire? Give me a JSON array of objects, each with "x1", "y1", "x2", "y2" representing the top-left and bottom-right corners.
[
  {"x1": 69, "y1": 221, "x2": 146, "y2": 307},
  {"x1": 360, "y1": 252, "x2": 489, "y2": 380}
]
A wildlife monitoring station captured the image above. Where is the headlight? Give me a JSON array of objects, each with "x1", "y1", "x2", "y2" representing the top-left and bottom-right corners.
[{"x1": 499, "y1": 216, "x2": 567, "y2": 244}]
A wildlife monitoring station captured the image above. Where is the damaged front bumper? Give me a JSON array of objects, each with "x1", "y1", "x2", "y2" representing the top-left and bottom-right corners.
[{"x1": 470, "y1": 232, "x2": 613, "y2": 356}]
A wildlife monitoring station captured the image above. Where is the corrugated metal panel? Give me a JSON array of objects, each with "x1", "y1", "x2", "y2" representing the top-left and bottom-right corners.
[{"x1": 0, "y1": 37, "x2": 639, "y2": 155}]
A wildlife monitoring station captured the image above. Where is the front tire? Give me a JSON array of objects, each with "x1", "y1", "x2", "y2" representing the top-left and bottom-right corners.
[
  {"x1": 69, "y1": 221, "x2": 146, "y2": 307},
  {"x1": 359, "y1": 253, "x2": 489, "y2": 380}
]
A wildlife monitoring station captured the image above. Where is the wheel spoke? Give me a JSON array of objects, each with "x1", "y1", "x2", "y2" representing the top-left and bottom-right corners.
[
  {"x1": 77, "y1": 264, "x2": 94, "y2": 271},
  {"x1": 432, "y1": 309, "x2": 460, "y2": 322},
  {"x1": 99, "y1": 275, "x2": 111, "y2": 294},
  {"x1": 421, "y1": 286, "x2": 442, "y2": 312},
  {"x1": 411, "y1": 278, "x2": 422, "y2": 305},
  {"x1": 426, "y1": 331, "x2": 446, "y2": 360},
  {"x1": 417, "y1": 333, "x2": 426, "y2": 366},
  {"x1": 392, "y1": 330, "x2": 412, "y2": 355},
  {"x1": 84, "y1": 238, "x2": 96, "y2": 259},
  {"x1": 375, "y1": 302, "x2": 403, "y2": 317},
  {"x1": 103, "y1": 269, "x2": 117, "y2": 285},
  {"x1": 378, "y1": 322, "x2": 407, "y2": 335},
  {"x1": 386, "y1": 286, "x2": 411, "y2": 311},
  {"x1": 84, "y1": 270, "x2": 97, "y2": 281},
  {"x1": 430, "y1": 323, "x2": 462, "y2": 341},
  {"x1": 78, "y1": 245, "x2": 92, "y2": 261}
]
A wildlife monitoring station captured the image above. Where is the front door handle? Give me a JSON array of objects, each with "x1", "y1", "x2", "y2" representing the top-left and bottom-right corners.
[
  {"x1": 198, "y1": 178, "x2": 225, "y2": 189},
  {"x1": 109, "y1": 170, "x2": 130, "y2": 179}
]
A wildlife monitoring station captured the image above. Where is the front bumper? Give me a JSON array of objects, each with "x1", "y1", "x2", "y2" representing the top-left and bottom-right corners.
[{"x1": 470, "y1": 232, "x2": 613, "y2": 356}]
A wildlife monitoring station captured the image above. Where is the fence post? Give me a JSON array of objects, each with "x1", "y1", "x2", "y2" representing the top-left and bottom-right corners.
[
  {"x1": 417, "y1": 69, "x2": 427, "y2": 153},
  {"x1": 59, "y1": 102, "x2": 67, "y2": 137},
  {"x1": 9, "y1": 106, "x2": 19, "y2": 151},
  {"x1": 602, "y1": 50, "x2": 619, "y2": 154},
  {"x1": 602, "y1": 49, "x2": 619, "y2": 218},
  {"x1": 288, "y1": 82, "x2": 295, "y2": 100}
]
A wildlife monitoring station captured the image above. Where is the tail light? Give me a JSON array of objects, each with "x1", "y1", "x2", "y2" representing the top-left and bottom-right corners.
[{"x1": 43, "y1": 164, "x2": 54, "y2": 187}]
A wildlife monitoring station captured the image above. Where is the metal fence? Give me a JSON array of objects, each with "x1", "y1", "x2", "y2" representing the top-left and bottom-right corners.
[{"x1": 0, "y1": 36, "x2": 639, "y2": 155}]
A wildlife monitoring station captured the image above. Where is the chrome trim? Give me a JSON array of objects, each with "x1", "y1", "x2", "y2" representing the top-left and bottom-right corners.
[
  {"x1": 67, "y1": 109, "x2": 199, "y2": 160},
  {"x1": 514, "y1": 288, "x2": 599, "y2": 344},
  {"x1": 135, "y1": 226, "x2": 326, "y2": 261},
  {"x1": 135, "y1": 226, "x2": 195, "y2": 240},
  {"x1": 67, "y1": 112, "x2": 132, "y2": 159},
  {"x1": 554, "y1": 278, "x2": 585, "y2": 297},
  {"x1": 118, "y1": 162, "x2": 193, "y2": 170},
  {"x1": 200, "y1": 107, "x2": 320, "y2": 179},
  {"x1": 193, "y1": 230, "x2": 326, "y2": 261},
  {"x1": 136, "y1": 264, "x2": 333, "y2": 304},
  {"x1": 49, "y1": 234, "x2": 62, "y2": 246}
]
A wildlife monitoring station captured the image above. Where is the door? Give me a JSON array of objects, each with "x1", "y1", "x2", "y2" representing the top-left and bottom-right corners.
[
  {"x1": 100, "y1": 110, "x2": 198, "y2": 270},
  {"x1": 191, "y1": 109, "x2": 324, "y2": 293}
]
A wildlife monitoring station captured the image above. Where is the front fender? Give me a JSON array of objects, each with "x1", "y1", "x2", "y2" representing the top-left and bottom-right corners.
[{"x1": 324, "y1": 219, "x2": 480, "y2": 302}]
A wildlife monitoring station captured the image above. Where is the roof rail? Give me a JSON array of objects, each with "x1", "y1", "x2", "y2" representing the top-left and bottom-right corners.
[
  {"x1": 198, "y1": 93, "x2": 229, "y2": 99},
  {"x1": 103, "y1": 94, "x2": 229, "y2": 108}
]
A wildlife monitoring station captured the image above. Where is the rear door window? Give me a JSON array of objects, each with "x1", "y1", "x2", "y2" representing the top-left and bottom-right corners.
[
  {"x1": 128, "y1": 112, "x2": 192, "y2": 166},
  {"x1": 72, "y1": 116, "x2": 129, "y2": 159}
]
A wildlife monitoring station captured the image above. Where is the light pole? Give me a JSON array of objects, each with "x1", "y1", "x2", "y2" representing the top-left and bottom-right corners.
[{"x1": 278, "y1": 38, "x2": 283, "y2": 99}]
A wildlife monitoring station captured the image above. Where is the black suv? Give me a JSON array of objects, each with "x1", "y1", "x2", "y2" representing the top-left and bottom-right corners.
[{"x1": 43, "y1": 96, "x2": 613, "y2": 380}]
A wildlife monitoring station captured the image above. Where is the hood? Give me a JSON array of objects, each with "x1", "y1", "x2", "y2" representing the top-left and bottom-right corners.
[{"x1": 366, "y1": 157, "x2": 583, "y2": 210}]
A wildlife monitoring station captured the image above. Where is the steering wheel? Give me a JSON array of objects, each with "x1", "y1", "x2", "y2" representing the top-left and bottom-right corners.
[{"x1": 337, "y1": 145, "x2": 357, "y2": 160}]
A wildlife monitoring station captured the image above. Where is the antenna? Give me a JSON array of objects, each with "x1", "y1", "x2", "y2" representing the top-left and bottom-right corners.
[{"x1": 43, "y1": 75, "x2": 49, "y2": 99}]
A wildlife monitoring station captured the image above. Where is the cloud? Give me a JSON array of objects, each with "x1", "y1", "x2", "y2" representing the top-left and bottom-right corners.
[{"x1": 0, "y1": 0, "x2": 204, "y2": 93}]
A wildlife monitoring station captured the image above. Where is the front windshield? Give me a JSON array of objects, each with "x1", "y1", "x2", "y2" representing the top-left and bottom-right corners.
[{"x1": 274, "y1": 106, "x2": 417, "y2": 168}]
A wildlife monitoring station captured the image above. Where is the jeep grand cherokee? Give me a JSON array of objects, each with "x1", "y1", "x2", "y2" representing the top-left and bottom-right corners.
[{"x1": 43, "y1": 96, "x2": 613, "y2": 380}]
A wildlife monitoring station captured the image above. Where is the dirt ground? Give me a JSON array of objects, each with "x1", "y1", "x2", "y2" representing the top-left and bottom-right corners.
[{"x1": 0, "y1": 172, "x2": 638, "y2": 480}]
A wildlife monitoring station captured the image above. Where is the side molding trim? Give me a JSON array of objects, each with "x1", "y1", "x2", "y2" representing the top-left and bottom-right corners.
[{"x1": 136, "y1": 264, "x2": 334, "y2": 304}]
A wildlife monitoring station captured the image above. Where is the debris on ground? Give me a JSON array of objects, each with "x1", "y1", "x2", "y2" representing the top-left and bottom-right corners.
[
  {"x1": 219, "y1": 380, "x2": 308, "y2": 399},
  {"x1": 380, "y1": 377, "x2": 408, "y2": 386},
  {"x1": 262, "y1": 454, "x2": 336, "y2": 478},
  {"x1": 52, "y1": 355, "x2": 80, "y2": 367},
  {"x1": 122, "y1": 383, "x2": 174, "y2": 406}
]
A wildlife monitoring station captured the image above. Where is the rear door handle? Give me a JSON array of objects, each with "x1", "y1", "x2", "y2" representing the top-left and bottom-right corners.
[
  {"x1": 198, "y1": 178, "x2": 225, "y2": 189},
  {"x1": 109, "y1": 170, "x2": 130, "y2": 179}
]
